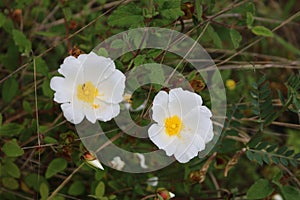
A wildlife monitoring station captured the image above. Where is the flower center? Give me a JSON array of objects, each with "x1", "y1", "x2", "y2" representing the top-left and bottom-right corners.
[
  {"x1": 164, "y1": 115, "x2": 183, "y2": 136},
  {"x1": 77, "y1": 81, "x2": 100, "y2": 109}
]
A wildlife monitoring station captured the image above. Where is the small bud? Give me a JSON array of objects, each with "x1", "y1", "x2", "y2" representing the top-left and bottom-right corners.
[{"x1": 156, "y1": 188, "x2": 175, "y2": 200}]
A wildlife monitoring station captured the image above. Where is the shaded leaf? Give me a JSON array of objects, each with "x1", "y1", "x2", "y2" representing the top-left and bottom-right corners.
[
  {"x1": 247, "y1": 179, "x2": 274, "y2": 199},
  {"x1": 2, "y1": 77, "x2": 18, "y2": 103},
  {"x1": 0, "y1": 123, "x2": 24, "y2": 137},
  {"x1": 2, "y1": 139, "x2": 24, "y2": 157},
  {"x1": 68, "y1": 181, "x2": 85, "y2": 196},
  {"x1": 95, "y1": 181, "x2": 105, "y2": 197},
  {"x1": 45, "y1": 158, "x2": 67, "y2": 179}
]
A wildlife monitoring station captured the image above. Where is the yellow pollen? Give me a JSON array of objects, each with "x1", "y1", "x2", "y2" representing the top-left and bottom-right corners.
[
  {"x1": 164, "y1": 115, "x2": 183, "y2": 136},
  {"x1": 77, "y1": 81, "x2": 100, "y2": 109}
]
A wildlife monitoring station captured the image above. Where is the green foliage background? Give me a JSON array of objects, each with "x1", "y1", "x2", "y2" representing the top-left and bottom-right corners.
[{"x1": 0, "y1": 0, "x2": 300, "y2": 199}]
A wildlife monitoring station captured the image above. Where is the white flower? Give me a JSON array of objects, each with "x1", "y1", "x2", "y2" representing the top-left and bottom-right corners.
[
  {"x1": 148, "y1": 88, "x2": 213, "y2": 163},
  {"x1": 50, "y1": 52, "x2": 125, "y2": 124},
  {"x1": 110, "y1": 156, "x2": 125, "y2": 170},
  {"x1": 146, "y1": 176, "x2": 158, "y2": 187}
]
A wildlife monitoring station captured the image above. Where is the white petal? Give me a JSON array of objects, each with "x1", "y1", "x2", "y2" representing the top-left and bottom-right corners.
[
  {"x1": 183, "y1": 106, "x2": 211, "y2": 146},
  {"x1": 204, "y1": 121, "x2": 214, "y2": 143},
  {"x1": 50, "y1": 77, "x2": 72, "y2": 103},
  {"x1": 83, "y1": 106, "x2": 98, "y2": 124},
  {"x1": 94, "y1": 100, "x2": 120, "y2": 122},
  {"x1": 98, "y1": 70, "x2": 125, "y2": 104},
  {"x1": 151, "y1": 91, "x2": 169, "y2": 125},
  {"x1": 174, "y1": 141, "x2": 199, "y2": 163},
  {"x1": 61, "y1": 103, "x2": 84, "y2": 124},
  {"x1": 81, "y1": 52, "x2": 116, "y2": 84},
  {"x1": 58, "y1": 56, "x2": 82, "y2": 78},
  {"x1": 163, "y1": 139, "x2": 179, "y2": 156},
  {"x1": 148, "y1": 124, "x2": 177, "y2": 151},
  {"x1": 168, "y1": 88, "x2": 203, "y2": 118}
]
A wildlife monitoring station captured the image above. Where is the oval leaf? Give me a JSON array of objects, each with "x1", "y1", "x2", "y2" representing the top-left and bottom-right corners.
[
  {"x1": 45, "y1": 158, "x2": 67, "y2": 179},
  {"x1": 0, "y1": 123, "x2": 24, "y2": 136},
  {"x1": 251, "y1": 26, "x2": 273, "y2": 37},
  {"x1": 2, "y1": 77, "x2": 18, "y2": 103},
  {"x1": 2, "y1": 139, "x2": 24, "y2": 157}
]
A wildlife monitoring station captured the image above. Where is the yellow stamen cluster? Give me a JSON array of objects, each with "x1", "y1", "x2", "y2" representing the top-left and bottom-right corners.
[
  {"x1": 77, "y1": 81, "x2": 100, "y2": 109},
  {"x1": 164, "y1": 115, "x2": 183, "y2": 136}
]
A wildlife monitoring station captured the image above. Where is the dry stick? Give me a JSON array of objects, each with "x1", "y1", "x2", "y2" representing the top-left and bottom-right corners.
[
  {"x1": 33, "y1": 55, "x2": 42, "y2": 200},
  {"x1": 0, "y1": 0, "x2": 128, "y2": 85},
  {"x1": 47, "y1": 163, "x2": 85, "y2": 200},
  {"x1": 278, "y1": 163, "x2": 300, "y2": 188}
]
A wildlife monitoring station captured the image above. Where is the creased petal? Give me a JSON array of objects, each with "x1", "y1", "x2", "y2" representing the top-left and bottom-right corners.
[
  {"x1": 168, "y1": 88, "x2": 203, "y2": 118},
  {"x1": 98, "y1": 70, "x2": 125, "y2": 104},
  {"x1": 81, "y1": 52, "x2": 116, "y2": 83},
  {"x1": 58, "y1": 56, "x2": 82, "y2": 78},
  {"x1": 94, "y1": 100, "x2": 120, "y2": 122},
  {"x1": 148, "y1": 124, "x2": 177, "y2": 151},
  {"x1": 61, "y1": 103, "x2": 84, "y2": 124},
  {"x1": 50, "y1": 77, "x2": 72, "y2": 103},
  {"x1": 151, "y1": 91, "x2": 169, "y2": 125}
]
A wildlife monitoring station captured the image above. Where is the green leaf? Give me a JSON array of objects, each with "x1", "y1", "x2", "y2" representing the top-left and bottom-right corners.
[
  {"x1": 266, "y1": 144, "x2": 277, "y2": 152},
  {"x1": 0, "y1": 13, "x2": 6, "y2": 27},
  {"x1": 158, "y1": 0, "x2": 184, "y2": 21},
  {"x1": 95, "y1": 181, "x2": 105, "y2": 197},
  {"x1": 251, "y1": 26, "x2": 273, "y2": 37},
  {"x1": 23, "y1": 100, "x2": 33, "y2": 115},
  {"x1": 282, "y1": 185, "x2": 300, "y2": 200},
  {"x1": 12, "y1": 29, "x2": 32, "y2": 55},
  {"x1": 195, "y1": 0, "x2": 202, "y2": 21},
  {"x1": 0, "y1": 123, "x2": 24, "y2": 136},
  {"x1": 62, "y1": 7, "x2": 72, "y2": 21},
  {"x1": 45, "y1": 158, "x2": 67, "y2": 179},
  {"x1": 25, "y1": 173, "x2": 48, "y2": 191},
  {"x1": 274, "y1": 34, "x2": 300, "y2": 56},
  {"x1": 246, "y1": 150, "x2": 254, "y2": 161},
  {"x1": 271, "y1": 156, "x2": 280, "y2": 165},
  {"x1": 207, "y1": 25, "x2": 223, "y2": 48},
  {"x1": 280, "y1": 158, "x2": 289, "y2": 166},
  {"x1": 2, "y1": 139, "x2": 24, "y2": 157},
  {"x1": 246, "y1": 12, "x2": 254, "y2": 27},
  {"x1": 230, "y1": 29, "x2": 242, "y2": 49},
  {"x1": 35, "y1": 57, "x2": 49, "y2": 76},
  {"x1": 110, "y1": 39, "x2": 126, "y2": 49},
  {"x1": 247, "y1": 179, "x2": 274, "y2": 199},
  {"x1": 2, "y1": 77, "x2": 18, "y2": 103},
  {"x1": 2, "y1": 177, "x2": 19, "y2": 190},
  {"x1": 40, "y1": 182, "x2": 49, "y2": 200},
  {"x1": 42, "y1": 79, "x2": 53, "y2": 98},
  {"x1": 108, "y1": 3, "x2": 144, "y2": 28},
  {"x1": 3, "y1": 160, "x2": 21, "y2": 178},
  {"x1": 276, "y1": 146, "x2": 288, "y2": 154},
  {"x1": 97, "y1": 48, "x2": 109, "y2": 58},
  {"x1": 134, "y1": 55, "x2": 146, "y2": 67},
  {"x1": 68, "y1": 181, "x2": 85, "y2": 196}
]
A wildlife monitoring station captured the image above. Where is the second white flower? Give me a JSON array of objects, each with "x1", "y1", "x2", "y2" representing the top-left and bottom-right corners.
[{"x1": 148, "y1": 88, "x2": 214, "y2": 163}]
